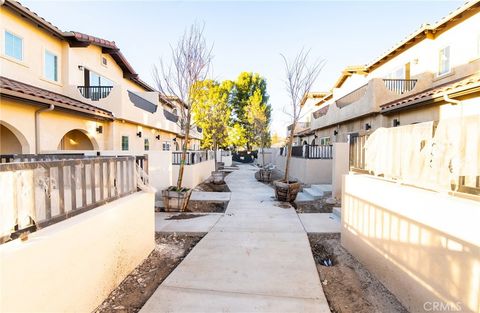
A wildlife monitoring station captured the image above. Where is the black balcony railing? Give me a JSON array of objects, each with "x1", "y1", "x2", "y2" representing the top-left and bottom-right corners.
[
  {"x1": 291, "y1": 145, "x2": 333, "y2": 159},
  {"x1": 383, "y1": 79, "x2": 417, "y2": 95},
  {"x1": 77, "y1": 86, "x2": 113, "y2": 101},
  {"x1": 172, "y1": 151, "x2": 213, "y2": 165}
]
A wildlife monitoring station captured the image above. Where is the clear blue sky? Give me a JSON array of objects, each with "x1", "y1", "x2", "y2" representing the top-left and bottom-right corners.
[{"x1": 23, "y1": 0, "x2": 463, "y2": 135}]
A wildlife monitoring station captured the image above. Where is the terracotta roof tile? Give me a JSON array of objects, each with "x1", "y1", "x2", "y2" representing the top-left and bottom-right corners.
[
  {"x1": 380, "y1": 73, "x2": 480, "y2": 112},
  {"x1": 0, "y1": 76, "x2": 114, "y2": 120}
]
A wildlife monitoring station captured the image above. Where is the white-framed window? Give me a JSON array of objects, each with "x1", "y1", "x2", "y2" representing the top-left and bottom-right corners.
[
  {"x1": 4, "y1": 31, "x2": 23, "y2": 61},
  {"x1": 320, "y1": 136, "x2": 331, "y2": 145},
  {"x1": 438, "y1": 46, "x2": 451, "y2": 76},
  {"x1": 162, "y1": 142, "x2": 170, "y2": 151},
  {"x1": 44, "y1": 50, "x2": 58, "y2": 81}
]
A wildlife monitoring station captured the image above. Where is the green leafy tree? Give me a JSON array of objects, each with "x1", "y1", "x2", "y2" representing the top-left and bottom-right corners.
[
  {"x1": 230, "y1": 72, "x2": 270, "y2": 150},
  {"x1": 192, "y1": 79, "x2": 233, "y2": 151},
  {"x1": 247, "y1": 93, "x2": 272, "y2": 166},
  {"x1": 227, "y1": 123, "x2": 248, "y2": 149}
]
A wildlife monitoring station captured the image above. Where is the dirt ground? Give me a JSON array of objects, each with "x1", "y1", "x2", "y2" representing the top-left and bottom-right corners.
[
  {"x1": 185, "y1": 200, "x2": 227, "y2": 213},
  {"x1": 308, "y1": 233, "x2": 408, "y2": 313},
  {"x1": 94, "y1": 233, "x2": 203, "y2": 313},
  {"x1": 294, "y1": 197, "x2": 340, "y2": 213}
]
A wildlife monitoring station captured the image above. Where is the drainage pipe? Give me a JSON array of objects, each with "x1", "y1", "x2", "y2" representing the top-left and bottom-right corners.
[
  {"x1": 35, "y1": 104, "x2": 54, "y2": 153},
  {"x1": 443, "y1": 94, "x2": 461, "y2": 106}
]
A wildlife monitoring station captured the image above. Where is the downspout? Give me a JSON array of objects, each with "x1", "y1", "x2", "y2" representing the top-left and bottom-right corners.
[
  {"x1": 443, "y1": 94, "x2": 461, "y2": 106},
  {"x1": 35, "y1": 104, "x2": 54, "y2": 153}
]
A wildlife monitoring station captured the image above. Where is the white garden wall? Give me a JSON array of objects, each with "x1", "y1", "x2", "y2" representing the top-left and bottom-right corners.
[
  {"x1": 172, "y1": 159, "x2": 215, "y2": 189},
  {"x1": 341, "y1": 174, "x2": 480, "y2": 313},
  {"x1": 0, "y1": 191, "x2": 155, "y2": 313},
  {"x1": 274, "y1": 155, "x2": 332, "y2": 185}
]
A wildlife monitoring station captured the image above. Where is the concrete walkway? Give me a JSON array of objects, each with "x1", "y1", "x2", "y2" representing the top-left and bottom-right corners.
[{"x1": 141, "y1": 164, "x2": 330, "y2": 313}]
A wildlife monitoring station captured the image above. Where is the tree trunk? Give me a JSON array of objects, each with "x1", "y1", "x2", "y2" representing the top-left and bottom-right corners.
[
  {"x1": 214, "y1": 141, "x2": 218, "y2": 171},
  {"x1": 261, "y1": 145, "x2": 265, "y2": 168},
  {"x1": 284, "y1": 123, "x2": 296, "y2": 182},
  {"x1": 176, "y1": 119, "x2": 191, "y2": 189}
]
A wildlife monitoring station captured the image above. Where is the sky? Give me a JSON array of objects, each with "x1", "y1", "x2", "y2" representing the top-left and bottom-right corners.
[{"x1": 23, "y1": 0, "x2": 464, "y2": 135}]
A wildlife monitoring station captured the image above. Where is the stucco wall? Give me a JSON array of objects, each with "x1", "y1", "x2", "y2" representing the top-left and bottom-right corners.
[
  {"x1": 341, "y1": 174, "x2": 480, "y2": 313},
  {"x1": 0, "y1": 191, "x2": 155, "y2": 313},
  {"x1": 172, "y1": 159, "x2": 215, "y2": 189},
  {"x1": 332, "y1": 143, "x2": 349, "y2": 199},
  {"x1": 147, "y1": 151, "x2": 173, "y2": 200},
  {"x1": 275, "y1": 155, "x2": 332, "y2": 185}
]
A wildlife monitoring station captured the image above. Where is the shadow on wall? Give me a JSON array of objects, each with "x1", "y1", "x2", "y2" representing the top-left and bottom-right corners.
[{"x1": 342, "y1": 186, "x2": 479, "y2": 313}]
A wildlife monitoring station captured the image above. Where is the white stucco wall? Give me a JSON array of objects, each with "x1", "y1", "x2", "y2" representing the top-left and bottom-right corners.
[
  {"x1": 341, "y1": 174, "x2": 480, "y2": 313},
  {"x1": 332, "y1": 143, "x2": 349, "y2": 199},
  {"x1": 172, "y1": 159, "x2": 215, "y2": 189},
  {"x1": 0, "y1": 191, "x2": 155, "y2": 313},
  {"x1": 275, "y1": 155, "x2": 332, "y2": 185}
]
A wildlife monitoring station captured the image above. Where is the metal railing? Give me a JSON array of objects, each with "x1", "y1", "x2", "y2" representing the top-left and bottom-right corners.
[
  {"x1": 172, "y1": 150, "x2": 213, "y2": 165},
  {"x1": 383, "y1": 79, "x2": 417, "y2": 95},
  {"x1": 291, "y1": 145, "x2": 333, "y2": 159},
  {"x1": 0, "y1": 156, "x2": 139, "y2": 243},
  {"x1": 77, "y1": 86, "x2": 113, "y2": 101},
  {"x1": 349, "y1": 134, "x2": 369, "y2": 171}
]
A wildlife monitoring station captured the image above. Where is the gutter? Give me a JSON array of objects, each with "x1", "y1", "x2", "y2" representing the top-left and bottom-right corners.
[{"x1": 35, "y1": 104, "x2": 54, "y2": 153}]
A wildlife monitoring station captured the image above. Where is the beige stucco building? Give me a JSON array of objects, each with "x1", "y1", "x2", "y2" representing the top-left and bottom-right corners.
[
  {"x1": 294, "y1": 1, "x2": 480, "y2": 146},
  {"x1": 0, "y1": 0, "x2": 201, "y2": 155}
]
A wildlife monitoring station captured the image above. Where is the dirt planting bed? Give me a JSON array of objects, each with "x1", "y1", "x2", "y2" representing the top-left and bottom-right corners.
[
  {"x1": 308, "y1": 233, "x2": 408, "y2": 313},
  {"x1": 94, "y1": 233, "x2": 203, "y2": 313},
  {"x1": 185, "y1": 200, "x2": 228, "y2": 213},
  {"x1": 294, "y1": 197, "x2": 339, "y2": 213}
]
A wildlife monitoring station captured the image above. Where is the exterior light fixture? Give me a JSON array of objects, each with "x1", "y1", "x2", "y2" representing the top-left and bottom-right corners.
[
  {"x1": 393, "y1": 119, "x2": 400, "y2": 127},
  {"x1": 136, "y1": 131, "x2": 142, "y2": 138},
  {"x1": 155, "y1": 135, "x2": 160, "y2": 140},
  {"x1": 172, "y1": 138, "x2": 177, "y2": 142},
  {"x1": 78, "y1": 65, "x2": 84, "y2": 71},
  {"x1": 314, "y1": 135, "x2": 318, "y2": 138},
  {"x1": 365, "y1": 123, "x2": 371, "y2": 130},
  {"x1": 333, "y1": 130, "x2": 338, "y2": 136},
  {"x1": 96, "y1": 125, "x2": 103, "y2": 134}
]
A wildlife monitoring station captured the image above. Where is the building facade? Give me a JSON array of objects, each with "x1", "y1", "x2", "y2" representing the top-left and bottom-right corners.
[
  {"x1": 0, "y1": 0, "x2": 201, "y2": 155},
  {"x1": 294, "y1": 1, "x2": 480, "y2": 145}
]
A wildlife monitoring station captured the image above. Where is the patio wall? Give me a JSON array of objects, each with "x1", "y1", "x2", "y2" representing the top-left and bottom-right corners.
[
  {"x1": 172, "y1": 159, "x2": 215, "y2": 189},
  {"x1": 341, "y1": 174, "x2": 479, "y2": 313},
  {"x1": 0, "y1": 191, "x2": 155, "y2": 313},
  {"x1": 274, "y1": 154, "x2": 332, "y2": 184}
]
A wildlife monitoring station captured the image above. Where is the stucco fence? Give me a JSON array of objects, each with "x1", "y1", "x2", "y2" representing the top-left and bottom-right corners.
[
  {"x1": 147, "y1": 151, "x2": 215, "y2": 201},
  {"x1": 341, "y1": 174, "x2": 479, "y2": 313},
  {"x1": 272, "y1": 143, "x2": 349, "y2": 197},
  {"x1": 0, "y1": 191, "x2": 155, "y2": 313}
]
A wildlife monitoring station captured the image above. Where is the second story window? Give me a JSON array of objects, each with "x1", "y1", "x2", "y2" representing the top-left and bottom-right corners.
[
  {"x1": 4, "y1": 31, "x2": 23, "y2": 61},
  {"x1": 44, "y1": 51, "x2": 58, "y2": 81},
  {"x1": 122, "y1": 136, "x2": 129, "y2": 151},
  {"x1": 438, "y1": 46, "x2": 450, "y2": 76}
]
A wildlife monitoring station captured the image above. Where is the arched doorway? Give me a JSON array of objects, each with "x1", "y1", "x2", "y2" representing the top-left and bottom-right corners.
[
  {"x1": 58, "y1": 129, "x2": 95, "y2": 150},
  {"x1": 0, "y1": 122, "x2": 29, "y2": 154},
  {"x1": 0, "y1": 124, "x2": 23, "y2": 154}
]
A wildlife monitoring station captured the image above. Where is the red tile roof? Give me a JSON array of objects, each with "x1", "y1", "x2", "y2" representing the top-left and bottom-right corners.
[
  {"x1": 0, "y1": 76, "x2": 114, "y2": 120},
  {"x1": 380, "y1": 73, "x2": 480, "y2": 113}
]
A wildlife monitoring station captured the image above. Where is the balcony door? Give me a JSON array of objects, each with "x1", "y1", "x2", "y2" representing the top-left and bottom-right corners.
[{"x1": 81, "y1": 69, "x2": 113, "y2": 101}]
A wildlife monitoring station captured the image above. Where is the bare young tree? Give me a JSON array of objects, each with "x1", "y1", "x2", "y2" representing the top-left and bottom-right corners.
[
  {"x1": 153, "y1": 24, "x2": 213, "y2": 189},
  {"x1": 281, "y1": 49, "x2": 325, "y2": 182}
]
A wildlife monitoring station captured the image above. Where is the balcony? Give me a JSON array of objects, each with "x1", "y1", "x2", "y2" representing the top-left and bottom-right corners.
[
  {"x1": 77, "y1": 86, "x2": 113, "y2": 101},
  {"x1": 382, "y1": 79, "x2": 417, "y2": 95}
]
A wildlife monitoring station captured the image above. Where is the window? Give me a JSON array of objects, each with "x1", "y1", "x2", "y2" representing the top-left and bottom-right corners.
[
  {"x1": 438, "y1": 46, "x2": 450, "y2": 76},
  {"x1": 44, "y1": 51, "x2": 58, "y2": 81},
  {"x1": 144, "y1": 138, "x2": 149, "y2": 151},
  {"x1": 101, "y1": 56, "x2": 108, "y2": 66},
  {"x1": 162, "y1": 142, "x2": 170, "y2": 151},
  {"x1": 4, "y1": 31, "x2": 23, "y2": 61},
  {"x1": 320, "y1": 137, "x2": 331, "y2": 145},
  {"x1": 87, "y1": 70, "x2": 113, "y2": 87},
  {"x1": 121, "y1": 136, "x2": 129, "y2": 151}
]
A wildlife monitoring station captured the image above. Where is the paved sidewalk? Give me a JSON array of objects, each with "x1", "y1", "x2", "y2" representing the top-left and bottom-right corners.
[{"x1": 141, "y1": 164, "x2": 330, "y2": 313}]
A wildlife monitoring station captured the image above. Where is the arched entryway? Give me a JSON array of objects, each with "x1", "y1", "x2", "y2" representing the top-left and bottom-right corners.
[
  {"x1": 58, "y1": 129, "x2": 97, "y2": 150},
  {"x1": 0, "y1": 122, "x2": 29, "y2": 154}
]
